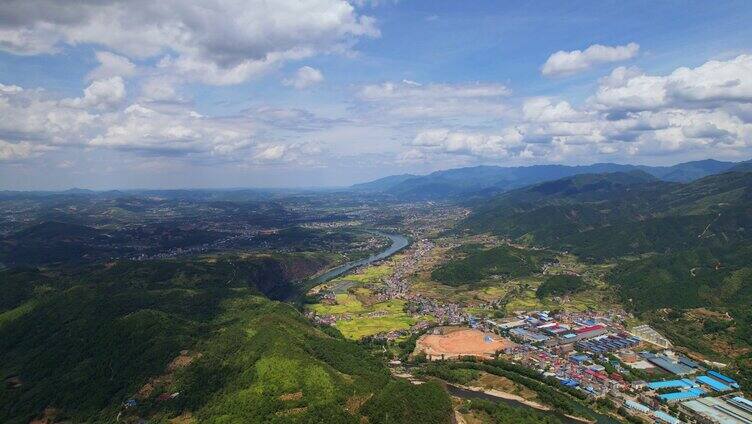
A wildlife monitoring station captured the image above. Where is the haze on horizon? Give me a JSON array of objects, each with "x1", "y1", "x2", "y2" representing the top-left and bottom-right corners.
[{"x1": 2, "y1": 0, "x2": 752, "y2": 190}]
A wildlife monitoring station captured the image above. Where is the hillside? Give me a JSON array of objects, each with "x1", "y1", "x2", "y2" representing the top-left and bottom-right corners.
[
  {"x1": 462, "y1": 171, "x2": 752, "y2": 260},
  {"x1": 460, "y1": 170, "x2": 752, "y2": 390},
  {"x1": 0, "y1": 256, "x2": 452, "y2": 424},
  {"x1": 351, "y1": 160, "x2": 740, "y2": 200},
  {"x1": 431, "y1": 244, "x2": 554, "y2": 286},
  {"x1": 350, "y1": 174, "x2": 417, "y2": 192}
]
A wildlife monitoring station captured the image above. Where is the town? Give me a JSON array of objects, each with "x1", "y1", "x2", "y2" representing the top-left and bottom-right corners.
[{"x1": 305, "y1": 231, "x2": 752, "y2": 424}]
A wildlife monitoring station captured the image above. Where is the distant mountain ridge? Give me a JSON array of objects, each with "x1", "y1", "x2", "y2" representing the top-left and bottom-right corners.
[{"x1": 351, "y1": 159, "x2": 741, "y2": 199}]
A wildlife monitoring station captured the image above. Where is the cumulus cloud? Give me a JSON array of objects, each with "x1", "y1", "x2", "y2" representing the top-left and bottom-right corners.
[
  {"x1": 0, "y1": 79, "x2": 257, "y2": 161},
  {"x1": 0, "y1": 78, "x2": 340, "y2": 166},
  {"x1": 410, "y1": 128, "x2": 523, "y2": 158},
  {"x1": 522, "y1": 97, "x2": 586, "y2": 123},
  {"x1": 593, "y1": 55, "x2": 752, "y2": 111},
  {"x1": 86, "y1": 51, "x2": 136, "y2": 81},
  {"x1": 0, "y1": 83, "x2": 97, "y2": 149},
  {"x1": 406, "y1": 55, "x2": 752, "y2": 164},
  {"x1": 4, "y1": 53, "x2": 752, "y2": 170},
  {"x1": 62, "y1": 77, "x2": 126, "y2": 110},
  {"x1": 0, "y1": 0, "x2": 379, "y2": 85},
  {"x1": 542, "y1": 42, "x2": 639, "y2": 76},
  {"x1": 283, "y1": 66, "x2": 324, "y2": 89},
  {"x1": 89, "y1": 103, "x2": 253, "y2": 157}
]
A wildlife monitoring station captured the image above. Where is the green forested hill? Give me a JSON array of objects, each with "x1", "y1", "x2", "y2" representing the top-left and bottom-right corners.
[
  {"x1": 0, "y1": 255, "x2": 451, "y2": 424},
  {"x1": 462, "y1": 171, "x2": 752, "y2": 260},
  {"x1": 431, "y1": 244, "x2": 553, "y2": 286},
  {"x1": 461, "y1": 170, "x2": 752, "y2": 391}
]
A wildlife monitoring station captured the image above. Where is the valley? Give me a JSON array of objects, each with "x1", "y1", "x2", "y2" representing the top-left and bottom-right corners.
[{"x1": 2, "y1": 162, "x2": 752, "y2": 423}]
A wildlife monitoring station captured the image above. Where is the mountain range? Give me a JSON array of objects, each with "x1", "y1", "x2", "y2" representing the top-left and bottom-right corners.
[{"x1": 351, "y1": 159, "x2": 747, "y2": 199}]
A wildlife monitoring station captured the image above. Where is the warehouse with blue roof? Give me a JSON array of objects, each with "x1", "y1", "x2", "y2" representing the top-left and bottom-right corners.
[
  {"x1": 659, "y1": 388, "x2": 705, "y2": 403},
  {"x1": 697, "y1": 375, "x2": 732, "y2": 392},
  {"x1": 647, "y1": 379, "x2": 695, "y2": 390},
  {"x1": 707, "y1": 370, "x2": 740, "y2": 388}
]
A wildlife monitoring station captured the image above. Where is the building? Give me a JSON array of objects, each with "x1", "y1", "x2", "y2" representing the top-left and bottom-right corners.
[
  {"x1": 624, "y1": 400, "x2": 651, "y2": 414},
  {"x1": 631, "y1": 324, "x2": 672, "y2": 349},
  {"x1": 697, "y1": 375, "x2": 733, "y2": 392},
  {"x1": 681, "y1": 396, "x2": 752, "y2": 424},
  {"x1": 653, "y1": 410, "x2": 682, "y2": 424},
  {"x1": 707, "y1": 371, "x2": 740, "y2": 389},
  {"x1": 647, "y1": 379, "x2": 695, "y2": 390},
  {"x1": 576, "y1": 333, "x2": 639, "y2": 354},
  {"x1": 509, "y1": 328, "x2": 549, "y2": 343},
  {"x1": 659, "y1": 388, "x2": 705, "y2": 403},
  {"x1": 574, "y1": 324, "x2": 608, "y2": 341},
  {"x1": 493, "y1": 318, "x2": 526, "y2": 330},
  {"x1": 570, "y1": 354, "x2": 590, "y2": 364},
  {"x1": 642, "y1": 352, "x2": 696, "y2": 376},
  {"x1": 679, "y1": 355, "x2": 701, "y2": 369}
]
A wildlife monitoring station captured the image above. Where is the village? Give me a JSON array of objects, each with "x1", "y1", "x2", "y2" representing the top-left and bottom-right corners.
[{"x1": 305, "y1": 233, "x2": 752, "y2": 424}]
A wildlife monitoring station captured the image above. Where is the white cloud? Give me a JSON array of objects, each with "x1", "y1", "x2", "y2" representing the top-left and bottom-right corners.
[
  {"x1": 62, "y1": 77, "x2": 126, "y2": 110},
  {"x1": 0, "y1": 0, "x2": 379, "y2": 85},
  {"x1": 4, "y1": 53, "x2": 752, "y2": 171},
  {"x1": 542, "y1": 42, "x2": 639, "y2": 76},
  {"x1": 90, "y1": 103, "x2": 253, "y2": 156},
  {"x1": 411, "y1": 128, "x2": 523, "y2": 158},
  {"x1": 406, "y1": 55, "x2": 752, "y2": 165},
  {"x1": 358, "y1": 80, "x2": 510, "y2": 119},
  {"x1": 0, "y1": 83, "x2": 97, "y2": 149},
  {"x1": 593, "y1": 55, "x2": 752, "y2": 111},
  {"x1": 0, "y1": 79, "x2": 256, "y2": 161},
  {"x1": 360, "y1": 81, "x2": 509, "y2": 100},
  {"x1": 283, "y1": 66, "x2": 324, "y2": 89},
  {"x1": 139, "y1": 77, "x2": 183, "y2": 103},
  {"x1": 252, "y1": 141, "x2": 324, "y2": 164},
  {"x1": 522, "y1": 97, "x2": 585, "y2": 122},
  {"x1": 0, "y1": 140, "x2": 50, "y2": 161},
  {"x1": 87, "y1": 51, "x2": 136, "y2": 81}
]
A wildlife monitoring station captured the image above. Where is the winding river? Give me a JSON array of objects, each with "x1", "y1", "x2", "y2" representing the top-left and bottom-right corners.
[{"x1": 305, "y1": 231, "x2": 409, "y2": 286}]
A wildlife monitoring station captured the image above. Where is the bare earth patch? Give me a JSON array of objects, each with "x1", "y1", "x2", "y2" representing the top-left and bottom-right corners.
[
  {"x1": 414, "y1": 327, "x2": 515, "y2": 360},
  {"x1": 278, "y1": 391, "x2": 303, "y2": 401}
]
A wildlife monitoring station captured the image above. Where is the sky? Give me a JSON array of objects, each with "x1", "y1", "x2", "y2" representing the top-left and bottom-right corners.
[{"x1": 1, "y1": 0, "x2": 752, "y2": 190}]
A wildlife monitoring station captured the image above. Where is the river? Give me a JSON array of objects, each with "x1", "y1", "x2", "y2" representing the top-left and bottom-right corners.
[
  {"x1": 305, "y1": 231, "x2": 409, "y2": 286},
  {"x1": 445, "y1": 384, "x2": 586, "y2": 424}
]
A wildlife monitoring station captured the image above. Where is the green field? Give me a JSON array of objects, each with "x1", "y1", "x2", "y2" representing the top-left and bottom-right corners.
[{"x1": 310, "y1": 294, "x2": 421, "y2": 339}]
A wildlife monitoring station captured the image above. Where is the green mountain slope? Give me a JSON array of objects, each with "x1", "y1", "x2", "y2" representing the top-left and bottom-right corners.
[
  {"x1": 0, "y1": 256, "x2": 451, "y2": 424},
  {"x1": 431, "y1": 244, "x2": 553, "y2": 286},
  {"x1": 462, "y1": 171, "x2": 752, "y2": 260}
]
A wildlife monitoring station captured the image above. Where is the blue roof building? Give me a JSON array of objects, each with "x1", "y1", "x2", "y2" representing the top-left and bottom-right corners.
[
  {"x1": 570, "y1": 354, "x2": 590, "y2": 364},
  {"x1": 647, "y1": 379, "x2": 693, "y2": 390},
  {"x1": 697, "y1": 375, "x2": 732, "y2": 392},
  {"x1": 658, "y1": 388, "x2": 705, "y2": 402},
  {"x1": 707, "y1": 370, "x2": 739, "y2": 388}
]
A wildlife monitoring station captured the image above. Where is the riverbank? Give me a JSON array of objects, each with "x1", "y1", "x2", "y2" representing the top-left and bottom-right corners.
[{"x1": 303, "y1": 231, "x2": 409, "y2": 288}]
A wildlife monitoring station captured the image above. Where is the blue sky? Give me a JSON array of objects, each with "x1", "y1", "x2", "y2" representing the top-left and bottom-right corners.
[{"x1": 1, "y1": 0, "x2": 752, "y2": 189}]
